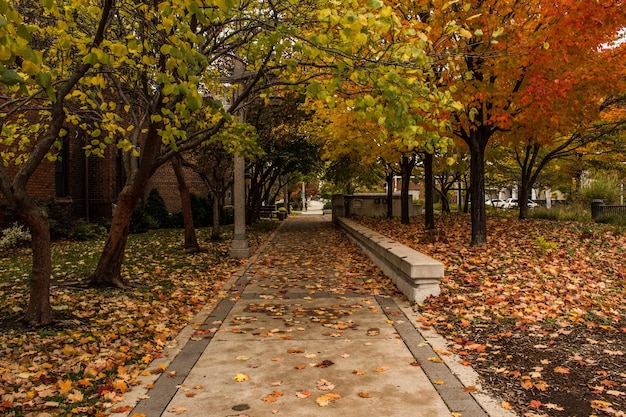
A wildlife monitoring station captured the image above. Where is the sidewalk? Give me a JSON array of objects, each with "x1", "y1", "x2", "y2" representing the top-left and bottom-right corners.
[{"x1": 126, "y1": 215, "x2": 509, "y2": 417}]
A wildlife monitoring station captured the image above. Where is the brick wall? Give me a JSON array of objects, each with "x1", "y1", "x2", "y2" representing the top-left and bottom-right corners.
[{"x1": 147, "y1": 160, "x2": 210, "y2": 213}]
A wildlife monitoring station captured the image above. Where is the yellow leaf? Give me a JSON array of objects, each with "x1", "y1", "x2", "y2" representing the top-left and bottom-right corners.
[
  {"x1": 234, "y1": 373, "x2": 249, "y2": 382},
  {"x1": 58, "y1": 379, "x2": 72, "y2": 394},
  {"x1": 316, "y1": 392, "x2": 341, "y2": 407}
]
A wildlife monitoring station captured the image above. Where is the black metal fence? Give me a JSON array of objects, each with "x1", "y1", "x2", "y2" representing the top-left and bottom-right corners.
[{"x1": 591, "y1": 200, "x2": 626, "y2": 220}]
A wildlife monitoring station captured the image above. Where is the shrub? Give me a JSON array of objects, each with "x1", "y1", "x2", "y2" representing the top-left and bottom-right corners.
[
  {"x1": 129, "y1": 205, "x2": 157, "y2": 234},
  {"x1": 579, "y1": 177, "x2": 620, "y2": 205},
  {"x1": 190, "y1": 194, "x2": 211, "y2": 227},
  {"x1": 144, "y1": 188, "x2": 171, "y2": 228},
  {"x1": 0, "y1": 222, "x2": 31, "y2": 252},
  {"x1": 70, "y1": 219, "x2": 107, "y2": 241},
  {"x1": 528, "y1": 203, "x2": 591, "y2": 222},
  {"x1": 43, "y1": 199, "x2": 75, "y2": 240},
  {"x1": 595, "y1": 214, "x2": 626, "y2": 227}
]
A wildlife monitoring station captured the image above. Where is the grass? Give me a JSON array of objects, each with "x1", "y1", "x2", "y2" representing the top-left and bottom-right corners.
[{"x1": 0, "y1": 221, "x2": 279, "y2": 416}]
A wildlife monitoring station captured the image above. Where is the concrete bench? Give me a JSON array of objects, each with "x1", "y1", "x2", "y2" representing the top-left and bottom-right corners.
[{"x1": 336, "y1": 217, "x2": 443, "y2": 303}]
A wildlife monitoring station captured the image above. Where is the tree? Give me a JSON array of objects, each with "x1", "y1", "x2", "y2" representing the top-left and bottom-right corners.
[
  {"x1": 171, "y1": 154, "x2": 199, "y2": 251},
  {"x1": 244, "y1": 94, "x2": 323, "y2": 224},
  {"x1": 0, "y1": 0, "x2": 114, "y2": 325},
  {"x1": 418, "y1": 0, "x2": 626, "y2": 245},
  {"x1": 188, "y1": 142, "x2": 234, "y2": 241}
]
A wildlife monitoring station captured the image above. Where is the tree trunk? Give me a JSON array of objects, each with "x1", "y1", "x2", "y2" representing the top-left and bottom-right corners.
[
  {"x1": 423, "y1": 152, "x2": 435, "y2": 230},
  {"x1": 89, "y1": 190, "x2": 134, "y2": 287},
  {"x1": 400, "y1": 154, "x2": 415, "y2": 225},
  {"x1": 90, "y1": 123, "x2": 163, "y2": 286},
  {"x1": 172, "y1": 155, "x2": 199, "y2": 251},
  {"x1": 517, "y1": 142, "x2": 540, "y2": 220},
  {"x1": 211, "y1": 193, "x2": 221, "y2": 241},
  {"x1": 466, "y1": 131, "x2": 488, "y2": 246},
  {"x1": 386, "y1": 171, "x2": 393, "y2": 219},
  {"x1": 19, "y1": 201, "x2": 53, "y2": 326}
]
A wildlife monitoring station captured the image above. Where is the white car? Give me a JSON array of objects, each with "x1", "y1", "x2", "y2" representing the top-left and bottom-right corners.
[
  {"x1": 502, "y1": 198, "x2": 539, "y2": 209},
  {"x1": 490, "y1": 199, "x2": 505, "y2": 208}
]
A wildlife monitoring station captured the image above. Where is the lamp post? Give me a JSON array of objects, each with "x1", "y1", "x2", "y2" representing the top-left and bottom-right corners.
[{"x1": 224, "y1": 61, "x2": 251, "y2": 259}]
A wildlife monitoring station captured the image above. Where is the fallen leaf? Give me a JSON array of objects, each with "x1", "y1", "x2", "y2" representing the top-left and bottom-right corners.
[
  {"x1": 58, "y1": 379, "x2": 72, "y2": 394},
  {"x1": 358, "y1": 392, "x2": 370, "y2": 398},
  {"x1": 295, "y1": 391, "x2": 312, "y2": 398},
  {"x1": 317, "y1": 379, "x2": 335, "y2": 391},
  {"x1": 234, "y1": 373, "x2": 250, "y2": 382},
  {"x1": 315, "y1": 360, "x2": 335, "y2": 368},
  {"x1": 316, "y1": 392, "x2": 341, "y2": 407},
  {"x1": 553, "y1": 366, "x2": 570, "y2": 374}
]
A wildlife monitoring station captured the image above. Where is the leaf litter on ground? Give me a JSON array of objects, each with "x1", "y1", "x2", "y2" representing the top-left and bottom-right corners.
[
  {"x1": 357, "y1": 214, "x2": 626, "y2": 417},
  {"x1": 0, "y1": 223, "x2": 276, "y2": 416}
]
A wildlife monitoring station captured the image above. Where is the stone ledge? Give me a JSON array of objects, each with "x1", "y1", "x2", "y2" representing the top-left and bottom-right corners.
[{"x1": 336, "y1": 217, "x2": 443, "y2": 303}]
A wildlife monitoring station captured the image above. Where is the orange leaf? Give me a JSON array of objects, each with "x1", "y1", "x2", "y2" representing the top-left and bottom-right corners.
[
  {"x1": 553, "y1": 366, "x2": 570, "y2": 374},
  {"x1": 358, "y1": 392, "x2": 370, "y2": 398},
  {"x1": 58, "y1": 379, "x2": 72, "y2": 394}
]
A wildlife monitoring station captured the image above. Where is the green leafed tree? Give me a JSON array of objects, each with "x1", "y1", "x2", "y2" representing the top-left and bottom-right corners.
[{"x1": 0, "y1": 0, "x2": 115, "y2": 325}]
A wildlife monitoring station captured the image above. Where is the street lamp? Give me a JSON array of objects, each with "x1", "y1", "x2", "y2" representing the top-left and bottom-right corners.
[{"x1": 221, "y1": 61, "x2": 254, "y2": 259}]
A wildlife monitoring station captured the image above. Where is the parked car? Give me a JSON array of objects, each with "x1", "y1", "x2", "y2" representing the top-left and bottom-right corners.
[
  {"x1": 502, "y1": 198, "x2": 539, "y2": 209},
  {"x1": 490, "y1": 199, "x2": 505, "y2": 208}
]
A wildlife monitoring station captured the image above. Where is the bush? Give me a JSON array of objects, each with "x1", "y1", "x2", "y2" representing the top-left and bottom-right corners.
[
  {"x1": 579, "y1": 177, "x2": 621, "y2": 205},
  {"x1": 528, "y1": 203, "x2": 592, "y2": 222},
  {"x1": 70, "y1": 219, "x2": 107, "y2": 241},
  {"x1": 190, "y1": 194, "x2": 211, "y2": 227},
  {"x1": 43, "y1": 199, "x2": 75, "y2": 240},
  {"x1": 595, "y1": 214, "x2": 626, "y2": 227},
  {"x1": 145, "y1": 188, "x2": 171, "y2": 228},
  {"x1": 0, "y1": 222, "x2": 31, "y2": 252},
  {"x1": 129, "y1": 205, "x2": 157, "y2": 234}
]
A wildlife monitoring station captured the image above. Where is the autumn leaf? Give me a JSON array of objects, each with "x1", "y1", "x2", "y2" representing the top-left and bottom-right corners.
[
  {"x1": 553, "y1": 366, "x2": 570, "y2": 374},
  {"x1": 316, "y1": 379, "x2": 335, "y2": 391},
  {"x1": 58, "y1": 379, "x2": 72, "y2": 394},
  {"x1": 295, "y1": 391, "x2": 311, "y2": 398},
  {"x1": 358, "y1": 392, "x2": 370, "y2": 398},
  {"x1": 234, "y1": 373, "x2": 249, "y2": 382},
  {"x1": 502, "y1": 402, "x2": 514, "y2": 410},
  {"x1": 111, "y1": 405, "x2": 134, "y2": 413},
  {"x1": 316, "y1": 392, "x2": 341, "y2": 407}
]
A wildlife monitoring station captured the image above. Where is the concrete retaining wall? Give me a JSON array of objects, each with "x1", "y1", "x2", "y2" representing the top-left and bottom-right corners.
[{"x1": 336, "y1": 216, "x2": 443, "y2": 303}]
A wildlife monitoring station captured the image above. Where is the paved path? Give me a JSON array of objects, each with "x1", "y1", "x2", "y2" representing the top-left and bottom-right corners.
[{"x1": 126, "y1": 215, "x2": 508, "y2": 417}]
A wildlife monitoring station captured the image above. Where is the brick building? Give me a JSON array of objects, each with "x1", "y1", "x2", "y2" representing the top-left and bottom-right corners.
[{"x1": 1, "y1": 128, "x2": 210, "y2": 227}]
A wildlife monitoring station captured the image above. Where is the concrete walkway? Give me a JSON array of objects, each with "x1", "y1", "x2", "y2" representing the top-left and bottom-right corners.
[{"x1": 125, "y1": 215, "x2": 510, "y2": 417}]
